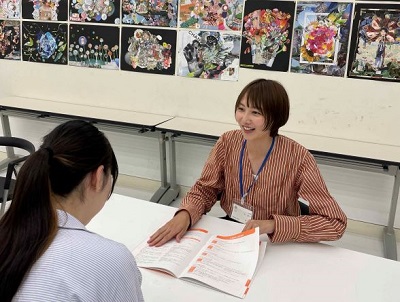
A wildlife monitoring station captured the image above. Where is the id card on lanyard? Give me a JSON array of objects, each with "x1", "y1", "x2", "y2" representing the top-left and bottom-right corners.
[{"x1": 230, "y1": 137, "x2": 275, "y2": 223}]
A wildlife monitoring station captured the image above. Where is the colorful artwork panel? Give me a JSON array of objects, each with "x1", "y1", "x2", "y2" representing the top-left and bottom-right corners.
[
  {"x1": 22, "y1": 21, "x2": 67, "y2": 64},
  {"x1": 0, "y1": 0, "x2": 20, "y2": 18},
  {"x1": 177, "y1": 30, "x2": 241, "y2": 81},
  {"x1": 70, "y1": 0, "x2": 121, "y2": 24},
  {"x1": 240, "y1": 0, "x2": 295, "y2": 72},
  {"x1": 0, "y1": 19, "x2": 20, "y2": 60},
  {"x1": 69, "y1": 24, "x2": 120, "y2": 70},
  {"x1": 290, "y1": 1, "x2": 353, "y2": 77},
  {"x1": 348, "y1": 3, "x2": 400, "y2": 82},
  {"x1": 121, "y1": 27, "x2": 176, "y2": 75},
  {"x1": 179, "y1": 0, "x2": 244, "y2": 31},
  {"x1": 121, "y1": 0, "x2": 177, "y2": 27},
  {"x1": 22, "y1": 0, "x2": 68, "y2": 21}
]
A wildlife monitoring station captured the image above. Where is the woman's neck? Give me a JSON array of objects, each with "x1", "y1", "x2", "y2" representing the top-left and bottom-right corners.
[
  {"x1": 52, "y1": 194, "x2": 91, "y2": 225},
  {"x1": 245, "y1": 135, "x2": 275, "y2": 174},
  {"x1": 246, "y1": 135, "x2": 274, "y2": 158}
]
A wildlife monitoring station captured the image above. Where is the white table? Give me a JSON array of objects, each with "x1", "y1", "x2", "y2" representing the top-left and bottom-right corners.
[
  {"x1": 0, "y1": 96, "x2": 178, "y2": 205},
  {"x1": 0, "y1": 96, "x2": 173, "y2": 127},
  {"x1": 87, "y1": 194, "x2": 400, "y2": 302}
]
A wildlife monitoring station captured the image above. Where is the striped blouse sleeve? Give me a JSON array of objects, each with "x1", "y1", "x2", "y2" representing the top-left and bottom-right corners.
[
  {"x1": 270, "y1": 151, "x2": 347, "y2": 243},
  {"x1": 180, "y1": 135, "x2": 227, "y2": 225}
]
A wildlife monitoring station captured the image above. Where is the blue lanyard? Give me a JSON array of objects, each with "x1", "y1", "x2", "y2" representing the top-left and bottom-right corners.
[{"x1": 239, "y1": 137, "x2": 275, "y2": 203}]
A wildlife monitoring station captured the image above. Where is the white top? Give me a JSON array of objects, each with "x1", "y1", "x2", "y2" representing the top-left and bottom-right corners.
[
  {"x1": 87, "y1": 194, "x2": 400, "y2": 302},
  {"x1": 14, "y1": 210, "x2": 144, "y2": 302}
]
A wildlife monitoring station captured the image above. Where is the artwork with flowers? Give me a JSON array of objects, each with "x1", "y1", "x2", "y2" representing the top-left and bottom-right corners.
[
  {"x1": 240, "y1": 0, "x2": 295, "y2": 72},
  {"x1": 291, "y1": 2, "x2": 353, "y2": 77},
  {"x1": 0, "y1": 19, "x2": 20, "y2": 59},
  {"x1": 70, "y1": 0, "x2": 121, "y2": 24},
  {"x1": 22, "y1": 21, "x2": 67, "y2": 64},
  {"x1": 348, "y1": 3, "x2": 400, "y2": 82},
  {"x1": 121, "y1": 0, "x2": 177, "y2": 27},
  {"x1": 22, "y1": 0, "x2": 68, "y2": 21},
  {"x1": 177, "y1": 30, "x2": 241, "y2": 81},
  {"x1": 121, "y1": 27, "x2": 176, "y2": 75},
  {"x1": 69, "y1": 24, "x2": 120, "y2": 69},
  {"x1": 179, "y1": 0, "x2": 244, "y2": 31},
  {"x1": 0, "y1": 0, "x2": 20, "y2": 18}
]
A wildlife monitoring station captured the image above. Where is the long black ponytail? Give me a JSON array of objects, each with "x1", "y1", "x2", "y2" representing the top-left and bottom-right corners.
[{"x1": 0, "y1": 120, "x2": 118, "y2": 301}]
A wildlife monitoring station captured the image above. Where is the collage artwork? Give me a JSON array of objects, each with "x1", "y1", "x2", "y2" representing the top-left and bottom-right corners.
[{"x1": 0, "y1": 0, "x2": 399, "y2": 82}]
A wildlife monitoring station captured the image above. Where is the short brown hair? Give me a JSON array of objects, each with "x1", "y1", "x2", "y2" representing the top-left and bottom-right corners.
[{"x1": 235, "y1": 79, "x2": 290, "y2": 137}]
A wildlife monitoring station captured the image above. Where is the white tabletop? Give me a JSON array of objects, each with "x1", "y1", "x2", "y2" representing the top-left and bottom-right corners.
[
  {"x1": 157, "y1": 117, "x2": 400, "y2": 163},
  {"x1": 0, "y1": 96, "x2": 173, "y2": 127},
  {"x1": 87, "y1": 194, "x2": 400, "y2": 302},
  {"x1": 157, "y1": 116, "x2": 238, "y2": 138}
]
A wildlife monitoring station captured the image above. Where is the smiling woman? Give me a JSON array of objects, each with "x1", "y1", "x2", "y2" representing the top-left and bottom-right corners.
[
  {"x1": 235, "y1": 79, "x2": 290, "y2": 138},
  {"x1": 0, "y1": 120, "x2": 144, "y2": 302},
  {"x1": 147, "y1": 78, "x2": 347, "y2": 248}
]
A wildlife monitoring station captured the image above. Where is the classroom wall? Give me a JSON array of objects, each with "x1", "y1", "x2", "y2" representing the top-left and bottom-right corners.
[
  {"x1": 1, "y1": 0, "x2": 399, "y2": 147},
  {"x1": 1, "y1": 59, "x2": 399, "y2": 147}
]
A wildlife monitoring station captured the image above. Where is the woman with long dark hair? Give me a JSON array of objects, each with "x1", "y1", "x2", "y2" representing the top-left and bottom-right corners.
[{"x1": 0, "y1": 120, "x2": 144, "y2": 301}]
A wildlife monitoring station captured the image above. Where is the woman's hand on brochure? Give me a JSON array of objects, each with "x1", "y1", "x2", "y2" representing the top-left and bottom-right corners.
[
  {"x1": 242, "y1": 219, "x2": 275, "y2": 235},
  {"x1": 147, "y1": 210, "x2": 191, "y2": 247}
]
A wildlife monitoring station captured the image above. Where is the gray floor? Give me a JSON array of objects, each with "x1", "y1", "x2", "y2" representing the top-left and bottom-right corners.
[{"x1": 114, "y1": 175, "x2": 400, "y2": 261}]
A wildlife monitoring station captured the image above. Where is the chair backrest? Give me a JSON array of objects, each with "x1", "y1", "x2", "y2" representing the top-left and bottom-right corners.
[
  {"x1": 0, "y1": 137, "x2": 36, "y2": 154},
  {"x1": 0, "y1": 136, "x2": 36, "y2": 215}
]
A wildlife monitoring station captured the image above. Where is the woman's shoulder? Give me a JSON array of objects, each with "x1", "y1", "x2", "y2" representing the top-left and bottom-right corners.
[
  {"x1": 217, "y1": 130, "x2": 243, "y2": 152},
  {"x1": 220, "y1": 129, "x2": 243, "y2": 142},
  {"x1": 86, "y1": 233, "x2": 135, "y2": 263},
  {"x1": 276, "y1": 135, "x2": 311, "y2": 157},
  {"x1": 55, "y1": 228, "x2": 136, "y2": 268},
  {"x1": 80, "y1": 235, "x2": 140, "y2": 284},
  {"x1": 26, "y1": 231, "x2": 139, "y2": 291}
]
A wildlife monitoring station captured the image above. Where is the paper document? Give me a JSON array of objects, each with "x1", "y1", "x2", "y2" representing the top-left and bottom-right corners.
[{"x1": 133, "y1": 227, "x2": 267, "y2": 298}]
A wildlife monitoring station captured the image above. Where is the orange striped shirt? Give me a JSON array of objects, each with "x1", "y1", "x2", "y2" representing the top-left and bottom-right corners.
[{"x1": 180, "y1": 130, "x2": 347, "y2": 243}]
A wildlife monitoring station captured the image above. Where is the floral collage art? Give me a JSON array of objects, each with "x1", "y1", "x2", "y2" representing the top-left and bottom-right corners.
[{"x1": 0, "y1": 0, "x2": 399, "y2": 82}]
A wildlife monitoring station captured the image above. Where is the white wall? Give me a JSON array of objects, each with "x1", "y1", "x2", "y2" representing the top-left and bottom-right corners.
[{"x1": 0, "y1": 56, "x2": 399, "y2": 147}]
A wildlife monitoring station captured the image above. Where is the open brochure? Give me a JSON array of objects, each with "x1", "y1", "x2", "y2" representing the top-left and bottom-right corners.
[{"x1": 132, "y1": 227, "x2": 267, "y2": 299}]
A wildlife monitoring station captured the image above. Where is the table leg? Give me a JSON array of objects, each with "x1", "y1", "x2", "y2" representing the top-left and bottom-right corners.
[
  {"x1": 383, "y1": 165, "x2": 399, "y2": 260},
  {"x1": 156, "y1": 133, "x2": 180, "y2": 205},
  {"x1": 150, "y1": 132, "x2": 170, "y2": 203},
  {"x1": 1, "y1": 114, "x2": 14, "y2": 158}
]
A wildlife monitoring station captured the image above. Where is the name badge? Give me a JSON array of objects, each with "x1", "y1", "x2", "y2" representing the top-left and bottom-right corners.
[{"x1": 230, "y1": 199, "x2": 253, "y2": 224}]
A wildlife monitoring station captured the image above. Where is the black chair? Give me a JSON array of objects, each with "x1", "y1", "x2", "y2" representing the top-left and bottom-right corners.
[
  {"x1": 298, "y1": 200, "x2": 309, "y2": 215},
  {"x1": 0, "y1": 137, "x2": 35, "y2": 216}
]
